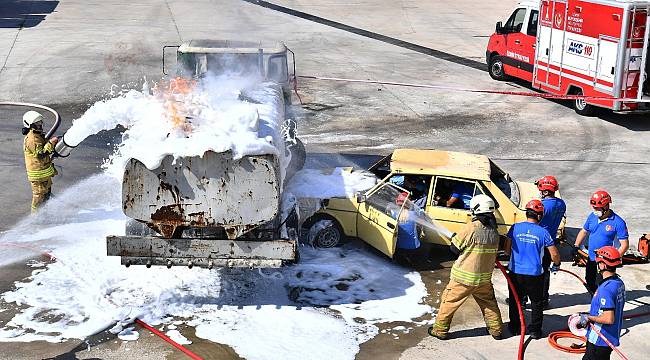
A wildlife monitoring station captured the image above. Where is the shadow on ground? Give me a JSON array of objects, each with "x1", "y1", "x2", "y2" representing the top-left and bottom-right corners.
[{"x1": 0, "y1": 1, "x2": 59, "y2": 28}]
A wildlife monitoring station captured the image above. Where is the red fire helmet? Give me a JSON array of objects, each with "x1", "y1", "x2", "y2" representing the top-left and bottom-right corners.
[
  {"x1": 525, "y1": 199, "x2": 545, "y2": 213},
  {"x1": 536, "y1": 175, "x2": 559, "y2": 192},
  {"x1": 590, "y1": 190, "x2": 612, "y2": 208}
]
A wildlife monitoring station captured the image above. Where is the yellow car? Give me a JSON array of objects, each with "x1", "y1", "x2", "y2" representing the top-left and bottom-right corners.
[{"x1": 304, "y1": 149, "x2": 565, "y2": 257}]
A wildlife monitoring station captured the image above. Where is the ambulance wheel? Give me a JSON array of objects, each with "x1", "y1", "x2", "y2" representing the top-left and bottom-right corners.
[
  {"x1": 573, "y1": 90, "x2": 599, "y2": 116},
  {"x1": 488, "y1": 55, "x2": 508, "y2": 81}
]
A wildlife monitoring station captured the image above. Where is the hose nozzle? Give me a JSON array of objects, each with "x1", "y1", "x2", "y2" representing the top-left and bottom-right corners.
[{"x1": 54, "y1": 135, "x2": 76, "y2": 158}]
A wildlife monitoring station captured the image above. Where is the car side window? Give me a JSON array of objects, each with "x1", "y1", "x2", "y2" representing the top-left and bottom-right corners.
[
  {"x1": 504, "y1": 8, "x2": 527, "y2": 33},
  {"x1": 527, "y1": 10, "x2": 538, "y2": 37},
  {"x1": 431, "y1": 177, "x2": 483, "y2": 210},
  {"x1": 388, "y1": 174, "x2": 432, "y2": 210},
  {"x1": 365, "y1": 183, "x2": 405, "y2": 219}
]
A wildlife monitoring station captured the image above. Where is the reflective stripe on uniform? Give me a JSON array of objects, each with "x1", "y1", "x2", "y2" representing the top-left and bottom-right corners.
[
  {"x1": 450, "y1": 267, "x2": 493, "y2": 286},
  {"x1": 465, "y1": 247, "x2": 498, "y2": 254},
  {"x1": 27, "y1": 164, "x2": 56, "y2": 181}
]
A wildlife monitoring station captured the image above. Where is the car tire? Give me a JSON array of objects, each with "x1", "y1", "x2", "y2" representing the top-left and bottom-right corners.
[
  {"x1": 488, "y1": 55, "x2": 508, "y2": 81},
  {"x1": 309, "y1": 219, "x2": 345, "y2": 248},
  {"x1": 573, "y1": 89, "x2": 599, "y2": 116}
]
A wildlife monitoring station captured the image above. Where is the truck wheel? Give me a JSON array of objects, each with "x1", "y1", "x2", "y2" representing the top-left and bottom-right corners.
[
  {"x1": 309, "y1": 219, "x2": 345, "y2": 248},
  {"x1": 573, "y1": 90, "x2": 599, "y2": 116},
  {"x1": 488, "y1": 55, "x2": 508, "y2": 81}
]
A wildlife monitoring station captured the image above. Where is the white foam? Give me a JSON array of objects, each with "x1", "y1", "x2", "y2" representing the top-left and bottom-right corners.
[
  {"x1": 62, "y1": 76, "x2": 289, "y2": 183},
  {"x1": 284, "y1": 168, "x2": 377, "y2": 199},
  {"x1": 0, "y1": 173, "x2": 430, "y2": 358},
  {"x1": 117, "y1": 327, "x2": 139, "y2": 341},
  {"x1": 0, "y1": 74, "x2": 430, "y2": 358},
  {"x1": 165, "y1": 329, "x2": 191, "y2": 345}
]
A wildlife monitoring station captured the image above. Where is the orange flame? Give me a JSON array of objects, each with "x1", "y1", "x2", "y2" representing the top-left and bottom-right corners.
[{"x1": 153, "y1": 77, "x2": 197, "y2": 134}]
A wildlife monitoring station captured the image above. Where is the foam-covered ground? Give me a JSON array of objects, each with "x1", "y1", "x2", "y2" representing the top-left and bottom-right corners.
[{"x1": 0, "y1": 173, "x2": 431, "y2": 359}]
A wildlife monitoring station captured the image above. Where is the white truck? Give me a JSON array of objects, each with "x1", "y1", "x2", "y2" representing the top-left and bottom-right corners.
[{"x1": 105, "y1": 40, "x2": 304, "y2": 269}]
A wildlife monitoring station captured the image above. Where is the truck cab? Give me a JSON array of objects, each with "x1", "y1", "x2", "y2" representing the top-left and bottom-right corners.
[
  {"x1": 165, "y1": 39, "x2": 296, "y2": 98},
  {"x1": 486, "y1": 2, "x2": 539, "y2": 82}
]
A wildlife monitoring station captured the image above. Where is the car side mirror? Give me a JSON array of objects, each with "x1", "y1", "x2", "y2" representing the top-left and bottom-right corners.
[
  {"x1": 356, "y1": 192, "x2": 366, "y2": 204},
  {"x1": 496, "y1": 21, "x2": 503, "y2": 34}
]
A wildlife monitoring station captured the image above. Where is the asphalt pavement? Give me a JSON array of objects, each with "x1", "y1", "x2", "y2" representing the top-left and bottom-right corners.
[{"x1": 1, "y1": 0, "x2": 649, "y2": 359}]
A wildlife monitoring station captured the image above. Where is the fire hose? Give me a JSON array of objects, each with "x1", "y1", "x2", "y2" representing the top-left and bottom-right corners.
[
  {"x1": 0, "y1": 243, "x2": 204, "y2": 360},
  {"x1": 0, "y1": 101, "x2": 61, "y2": 139},
  {"x1": 494, "y1": 261, "x2": 526, "y2": 360},
  {"x1": 297, "y1": 75, "x2": 650, "y2": 102},
  {"x1": 545, "y1": 268, "x2": 650, "y2": 359}
]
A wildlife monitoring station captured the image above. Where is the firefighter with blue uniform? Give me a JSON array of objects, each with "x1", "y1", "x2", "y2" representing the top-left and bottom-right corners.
[
  {"x1": 506, "y1": 199, "x2": 561, "y2": 339},
  {"x1": 574, "y1": 191, "x2": 629, "y2": 294},
  {"x1": 575, "y1": 246, "x2": 625, "y2": 360},
  {"x1": 536, "y1": 175, "x2": 567, "y2": 308}
]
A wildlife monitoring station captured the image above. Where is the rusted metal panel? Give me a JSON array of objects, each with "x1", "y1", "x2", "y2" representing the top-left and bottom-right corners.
[
  {"x1": 120, "y1": 257, "x2": 284, "y2": 269},
  {"x1": 106, "y1": 235, "x2": 296, "y2": 268},
  {"x1": 122, "y1": 151, "x2": 280, "y2": 238}
]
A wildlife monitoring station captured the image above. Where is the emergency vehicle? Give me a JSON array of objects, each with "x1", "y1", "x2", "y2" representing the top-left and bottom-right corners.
[{"x1": 487, "y1": 0, "x2": 650, "y2": 115}]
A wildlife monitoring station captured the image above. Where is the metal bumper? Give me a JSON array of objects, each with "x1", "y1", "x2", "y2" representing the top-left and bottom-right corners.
[{"x1": 106, "y1": 235, "x2": 297, "y2": 268}]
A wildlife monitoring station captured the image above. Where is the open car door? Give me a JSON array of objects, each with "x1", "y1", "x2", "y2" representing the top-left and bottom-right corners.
[{"x1": 356, "y1": 183, "x2": 405, "y2": 257}]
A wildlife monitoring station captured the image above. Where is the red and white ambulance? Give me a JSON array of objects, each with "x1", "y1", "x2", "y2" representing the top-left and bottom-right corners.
[{"x1": 486, "y1": 0, "x2": 650, "y2": 115}]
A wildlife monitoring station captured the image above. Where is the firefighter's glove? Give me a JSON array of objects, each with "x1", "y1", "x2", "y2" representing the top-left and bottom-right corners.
[
  {"x1": 550, "y1": 262, "x2": 561, "y2": 274},
  {"x1": 577, "y1": 313, "x2": 590, "y2": 329}
]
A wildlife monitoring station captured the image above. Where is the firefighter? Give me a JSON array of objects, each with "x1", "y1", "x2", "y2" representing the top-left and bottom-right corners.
[
  {"x1": 574, "y1": 191, "x2": 628, "y2": 294},
  {"x1": 428, "y1": 195, "x2": 503, "y2": 340},
  {"x1": 506, "y1": 199, "x2": 561, "y2": 339},
  {"x1": 22, "y1": 111, "x2": 58, "y2": 212},
  {"x1": 536, "y1": 175, "x2": 566, "y2": 308},
  {"x1": 575, "y1": 246, "x2": 625, "y2": 360}
]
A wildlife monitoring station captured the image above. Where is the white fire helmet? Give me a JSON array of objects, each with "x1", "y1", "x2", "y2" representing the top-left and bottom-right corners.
[
  {"x1": 470, "y1": 194, "x2": 495, "y2": 214},
  {"x1": 23, "y1": 111, "x2": 44, "y2": 127}
]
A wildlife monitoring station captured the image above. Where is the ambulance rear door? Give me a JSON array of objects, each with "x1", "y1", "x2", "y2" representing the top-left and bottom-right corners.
[{"x1": 534, "y1": 0, "x2": 568, "y2": 90}]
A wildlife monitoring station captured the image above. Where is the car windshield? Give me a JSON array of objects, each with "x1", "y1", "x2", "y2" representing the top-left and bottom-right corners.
[{"x1": 490, "y1": 160, "x2": 519, "y2": 206}]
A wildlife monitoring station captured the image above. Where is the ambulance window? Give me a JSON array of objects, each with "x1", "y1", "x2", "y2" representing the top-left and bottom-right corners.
[
  {"x1": 527, "y1": 10, "x2": 539, "y2": 36},
  {"x1": 504, "y1": 8, "x2": 526, "y2": 33}
]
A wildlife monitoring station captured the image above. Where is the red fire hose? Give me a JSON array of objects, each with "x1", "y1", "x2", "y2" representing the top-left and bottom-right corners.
[
  {"x1": 135, "y1": 319, "x2": 204, "y2": 360},
  {"x1": 546, "y1": 268, "x2": 650, "y2": 359},
  {"x1": 495, "y1": 261, "x2": 526, "y2": 360},
  {"x1": 0, "y1": 243, "x2": 203, "y2": 360}
]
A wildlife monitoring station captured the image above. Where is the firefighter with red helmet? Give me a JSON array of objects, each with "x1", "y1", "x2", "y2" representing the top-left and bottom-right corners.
[
  {"x1": 574, "y1": 246, "x2": 625, "y2": 360},
  {"x1": 574, "y1": 190, "x2": 629, "y2": 294},
  {"x1": 505, "y1": 199, "x2": 561, "y2": 339},
  {"x1": 535, "y1": 175, "x2": 566, "y2": 308}
]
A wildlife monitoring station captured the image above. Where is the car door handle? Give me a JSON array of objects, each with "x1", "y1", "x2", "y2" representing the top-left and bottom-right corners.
[
  {"x1": 515, "y1": 40, "x2": 521, "y2": 44},
  {"x1": 387, "y1": 222, "x2": 395, "y2": 229}
]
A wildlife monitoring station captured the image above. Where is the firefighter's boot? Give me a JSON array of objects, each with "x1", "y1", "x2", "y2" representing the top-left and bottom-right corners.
[{"x1": 427, "y1": 326, "x2": 448, "y2": 340}]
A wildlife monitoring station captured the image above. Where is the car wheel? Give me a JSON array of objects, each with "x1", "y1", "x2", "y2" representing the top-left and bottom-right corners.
[
  {"x1": 309, "y1": 219, "x2": 345, "y2": 248},
  {"x1": 488, "y1": 55, "x2": 508, "y2": 81},
  {"x1": 573, "y1": 89, "x2": 599, "y2": 116}
]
